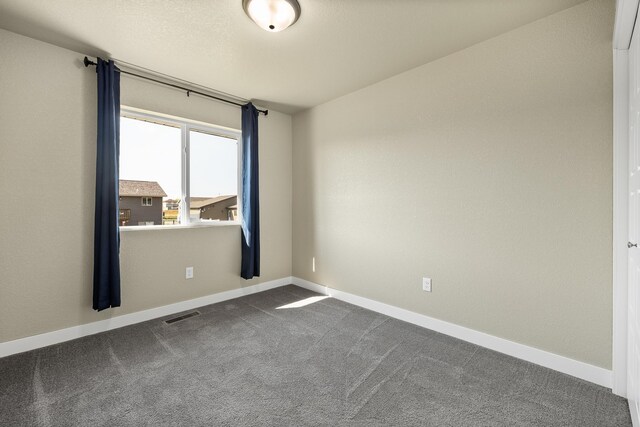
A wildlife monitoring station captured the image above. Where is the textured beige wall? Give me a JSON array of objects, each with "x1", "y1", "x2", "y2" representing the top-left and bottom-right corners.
[
  {"x1": 0, "y1": 28, "x2": 292, "y2": 343},
  {"x1": 292, "y1": 0, "x2": 614, "y2": 368}
]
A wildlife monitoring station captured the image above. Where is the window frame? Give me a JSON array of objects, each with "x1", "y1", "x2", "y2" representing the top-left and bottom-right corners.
[
  {"x1": 141, "y1": 197, "x2": 152, "y2": 206},
  {"x1": 119, "y1": 106, "x2": 242, "y2": 230}
]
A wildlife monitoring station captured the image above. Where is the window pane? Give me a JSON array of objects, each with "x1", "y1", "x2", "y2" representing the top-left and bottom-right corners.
[
  {"x1": 119, "y1": 117, "x2": 182, "y2": 226},
  {"x1": 189, "y1": 130, "x2": 238, "y2": 222}
]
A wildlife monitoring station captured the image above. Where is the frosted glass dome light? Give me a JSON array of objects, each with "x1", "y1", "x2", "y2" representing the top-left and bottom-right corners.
[{"x1": 243, "y1": 0, "x2": 301, "y2": 32}]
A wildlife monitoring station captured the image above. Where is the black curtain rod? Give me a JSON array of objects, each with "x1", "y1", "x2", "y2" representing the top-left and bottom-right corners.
[{"x1": 83, "y1": 57, "x2": 268, "y2": 116}]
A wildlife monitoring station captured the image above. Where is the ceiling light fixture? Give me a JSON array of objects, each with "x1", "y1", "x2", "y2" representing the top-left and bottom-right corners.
[{"x1": 242, "y1": 0, "x2": 301, "y2": 32}]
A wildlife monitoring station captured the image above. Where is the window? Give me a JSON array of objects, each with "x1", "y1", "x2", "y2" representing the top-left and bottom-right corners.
[
  {"x1": 119, "y1": 209, "x2": 131, "y2": 226},
  {"x1": 119, "y1": 107, "x2": 240, "y2": 227}
]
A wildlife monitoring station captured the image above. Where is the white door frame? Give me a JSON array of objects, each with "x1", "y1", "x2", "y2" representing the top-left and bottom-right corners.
[{"x1": 613, "y1": 0, "x2": 640, "y2": 397}]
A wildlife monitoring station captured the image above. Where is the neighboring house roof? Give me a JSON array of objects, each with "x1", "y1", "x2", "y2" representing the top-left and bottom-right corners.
[
  {"x1": 119, "y1": 180, "x2": 167, "y2": 197},
  {"x1": 190, "y1": 197, "x2": 213, "y2": 205},
  {"x1": 190, "y1": 195, "x2": 237, "y2": 209}
]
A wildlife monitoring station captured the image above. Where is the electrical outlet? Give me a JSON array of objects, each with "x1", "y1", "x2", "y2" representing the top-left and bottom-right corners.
[
  {"x1": 422, "y1": 277, "x2": 432, "y2": 292},
  {"x1": 186, "y1": 267, "x2": 194, "y2": 279}
]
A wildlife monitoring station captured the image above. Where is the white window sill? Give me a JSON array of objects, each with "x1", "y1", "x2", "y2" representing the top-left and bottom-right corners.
[{"x1": 119, "y1": 221, "x2": 240, "y2": 232}]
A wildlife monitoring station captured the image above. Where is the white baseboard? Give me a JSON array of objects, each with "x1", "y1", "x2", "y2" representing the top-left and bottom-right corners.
[
  {"x1": 292, "y1": 277, "x2": 613, "y2": 389},
  {"x1": 0, "y1": 276, "x2": 293, "y2": 358},
  {"x1": 1, "y1": 275, "x2": 614, "y2": 390}
]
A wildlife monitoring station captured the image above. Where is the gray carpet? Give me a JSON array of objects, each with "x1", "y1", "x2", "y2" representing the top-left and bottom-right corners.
[{"x1": 0, "y1": 285, "x2": 631, "y2": 426}]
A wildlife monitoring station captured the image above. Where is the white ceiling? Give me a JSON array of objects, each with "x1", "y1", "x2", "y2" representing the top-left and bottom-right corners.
[{"x1": 0, "y1": 0, "x2": 589, "y2": 114}]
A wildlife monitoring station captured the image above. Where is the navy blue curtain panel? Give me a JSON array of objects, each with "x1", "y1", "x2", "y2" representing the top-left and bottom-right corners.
[
  {"x1": 241, "y1": 103, "x2": 260, "y2": 279},
  {"x1": 93, "y1": 58, "x2": 122, "y2": 311}
]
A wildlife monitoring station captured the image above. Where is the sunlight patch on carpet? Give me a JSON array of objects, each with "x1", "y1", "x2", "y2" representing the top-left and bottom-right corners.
[{"x1": 276, "y1": 296, "x2": 329, "y2": 309}]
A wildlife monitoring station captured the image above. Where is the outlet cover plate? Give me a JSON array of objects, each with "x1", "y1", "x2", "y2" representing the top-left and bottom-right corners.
[
  {"x1": 186, "y1": 267, "x2": 194, "y2": 279},
  {"x1": 422, "y1": 277, "x2": 432, "y2": 292}
]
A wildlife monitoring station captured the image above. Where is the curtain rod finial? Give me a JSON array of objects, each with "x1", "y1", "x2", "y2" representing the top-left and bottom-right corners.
[{"x1": 83, "y1": 56, "x2": 95, "y2": 68}]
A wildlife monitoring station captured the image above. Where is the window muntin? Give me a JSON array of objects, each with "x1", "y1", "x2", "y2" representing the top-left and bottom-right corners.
[{"x1": 119, "y1": 108, "x2": 241, "y2": 228}]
